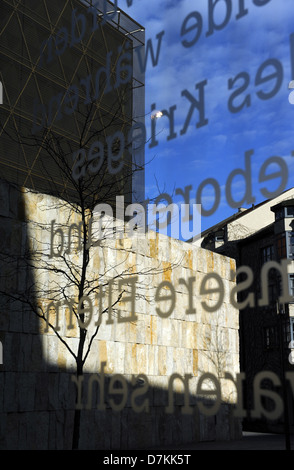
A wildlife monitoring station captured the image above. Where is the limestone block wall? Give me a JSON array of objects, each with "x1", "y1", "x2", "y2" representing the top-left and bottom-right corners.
[{"x1": 0, "y1": 181, "x2": 241, "y2": 449}]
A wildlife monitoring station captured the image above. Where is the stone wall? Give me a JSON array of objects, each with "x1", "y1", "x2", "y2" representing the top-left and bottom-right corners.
[{"x1": 0, "y1": 181, "x2": 241, "y2": 449}]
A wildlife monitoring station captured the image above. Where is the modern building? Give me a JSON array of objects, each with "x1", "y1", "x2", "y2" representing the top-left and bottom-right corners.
[
  {"x1": 0, "y1": 0, "x2": 242, "y2": 451},
  {"x1": 0, "y1": 178, "x2": 242, "y2": 449},
  {"x1": 0, "y1": 0, "x2": 145, "y2": 209},
  {"x1": 194, "y1": 187, "x2": 294, "y2": 434}
]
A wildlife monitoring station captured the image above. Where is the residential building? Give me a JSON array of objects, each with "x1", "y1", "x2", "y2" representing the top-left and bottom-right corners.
[
  {"x1": 194, "y1": 187, "x2": 294, "y2": 433},
  {"x1": 0, "y1": 0, "x2": 145, "y2": 208}
]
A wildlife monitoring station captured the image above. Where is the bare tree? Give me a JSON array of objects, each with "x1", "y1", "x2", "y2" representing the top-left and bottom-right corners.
[{"x1": 0, "y1": 66, "x2": 183, "y2": 449}]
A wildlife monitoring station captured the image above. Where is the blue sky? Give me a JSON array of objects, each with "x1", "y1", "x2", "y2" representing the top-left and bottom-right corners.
[{"x1": 124, "y1": 0, "x2": 294, "y2": 233}]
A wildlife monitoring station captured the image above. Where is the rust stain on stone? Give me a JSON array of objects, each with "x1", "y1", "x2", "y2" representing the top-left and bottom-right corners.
[
  {"x1": 207, "y1": 251, "x2": 214, "y2": 271},
  {"x1": 131, "y1": 344, "x2": 137, "y2": 373},
  {"x1": 188, "y1": 250, "x2": 193, "y2": 270},
  {"x1": 130, "y1": 321, "x2": 137, "y2": 342},
  {"x1": 65, "y1": 306, "x2": 77, "y2": 337},
  {"x1": 162, "y1": 261, "x2": 172, "y2": 282},
  {"x1": 58, "y1": 344, "x2": 66, "y2": 369},
  {"x1": 150, "y1": 316, "x2": 157, "y2": 344},
  {"x1": 99, "y1": 340, "x2": 108, "y2": 365},
  {"x1": 149, "y1": 238, "x2": 158, "y2": 258},
  {"x1": 230, "y1": 258, "x2": 236, "y2": 275},
  {"x1": 192, "y1": 349, "x2": 198, "y2": 376}
]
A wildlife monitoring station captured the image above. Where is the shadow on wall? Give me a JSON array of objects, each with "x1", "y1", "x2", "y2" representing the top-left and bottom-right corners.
[
  {"x1": 0, "y1": 180, "x2": 241, "y2": 450},
  {"x1": 72, "y1": 372, "x2": 242, "y2": 450}
]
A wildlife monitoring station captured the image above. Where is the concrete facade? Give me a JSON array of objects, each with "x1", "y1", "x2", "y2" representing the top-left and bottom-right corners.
[{"x1": 0, "y1": 181, "x2": 241, "y2": 449}]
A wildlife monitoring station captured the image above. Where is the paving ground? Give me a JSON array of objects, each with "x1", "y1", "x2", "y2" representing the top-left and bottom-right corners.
[{"x1": 152, "y1": 432, "x2": 294, "y2": 450}]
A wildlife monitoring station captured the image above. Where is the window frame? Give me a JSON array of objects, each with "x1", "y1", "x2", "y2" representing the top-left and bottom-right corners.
[
  {"x1": 276, "y1": 234, "x2": 287, "y2": 259},
  {"x1": 260, "y1": 244, "x2": 274, "y2": 264},
  {"x1": 264, "y1": 325, "x2": 277, "y2": 350},
  {"x1": 285, "y1": 206, "x2": 294, "y2": 217}
]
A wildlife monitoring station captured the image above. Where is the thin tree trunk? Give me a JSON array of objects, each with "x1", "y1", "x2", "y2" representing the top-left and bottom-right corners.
[
  {"x1": 72, "y1": 357, "x2": 84, "y2": 450},
  {"x1": 72, "y1": 211, "x2": 89, "y2": 450}
]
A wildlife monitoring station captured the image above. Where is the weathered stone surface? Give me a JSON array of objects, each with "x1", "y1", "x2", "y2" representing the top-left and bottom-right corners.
[{"x1": 0, "y1": 183, "x2": 241, "y2": 449}]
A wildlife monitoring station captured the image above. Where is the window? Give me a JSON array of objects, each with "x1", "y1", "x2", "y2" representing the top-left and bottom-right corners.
[
  {"x1": 283, "y1": 318, "x2": 292, "y2": 348},
  {"x1": 276, "y1": 234, "x2": 287, "y2": 259},
  {"x1": 277, "y1": 274, "x2": 294, "y2": 303},
  {"x1": 215, "y1": 229, "x2": 225, "y2": 243},
  {"x1": 286, "y1": 206, "x2": 294, "y2": 217},
  {"x1": 289, "y1": 274, "x2": 294, "y2": 300},
  {"x1": 264, "y1": 326, "x2": 277, "y2": 349},
  {"x1": 261, "y1": 245, "x2": 274, "y2": 264},
  {"x1": 288, "y1": 232, "x2": 294, "y2": 259},
  {"x1": 290, "y1": 318, "x2": 294, "y2": 345},
  {"x1": 277, "y1": 274, "x2": 282, "y2": 298},
  {"x1": 275, "y1": 208, "x2": 284, "y2": 220},
  {"x1": 268, "y1": 283, "x2": 278, "y2": 304}
]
